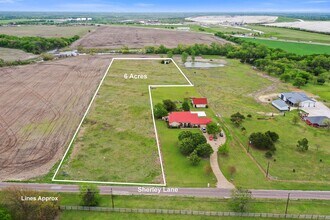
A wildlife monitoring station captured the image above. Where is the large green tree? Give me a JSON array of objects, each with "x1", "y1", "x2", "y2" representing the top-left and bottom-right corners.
[{"x1": 154, "y1": 103, "x2": 168, "y2": 119}]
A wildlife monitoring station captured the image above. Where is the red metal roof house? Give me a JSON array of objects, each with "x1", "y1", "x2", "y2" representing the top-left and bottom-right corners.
[
  {"x1": 168, "y1": 112, "x2": 211, "y2": 128},
  {"x1": 191, "y1": 98, "x2": 208, "y2": 108}
]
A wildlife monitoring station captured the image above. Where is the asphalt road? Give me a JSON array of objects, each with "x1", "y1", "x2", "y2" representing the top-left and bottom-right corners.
[{"x1": 0, "y1": 182, "x2": 329, "y2": 200}]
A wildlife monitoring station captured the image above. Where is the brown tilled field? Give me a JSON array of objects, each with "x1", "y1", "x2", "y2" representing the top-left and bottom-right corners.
[
  {"x1": 71, "y1": 26, "x2": 228, "y2": 49},
  {"x1": 0, "y1": 55, "x2": 111, "y2": 181}
]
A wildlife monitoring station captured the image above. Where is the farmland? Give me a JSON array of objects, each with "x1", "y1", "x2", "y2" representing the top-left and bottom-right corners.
[
  {"x1": 70, "y1": 26, "x2": 228, "y2": 49},
  {"x1": 0, "y1": 25, "x2": 97, "y2": 38},
  {"x1": 178, "y1": 57, "x2": 329, "y2": 189},
  {"x1": 0, "y1": 47, "x2": 37, "y2": 61},
  {"x1": 56, "y1": 59, "x2": 189, "y2": 184},
  {"x1": 247, "y1": 25, "x2": 330, "y2": 44},
  {"x1": 265, "y1": 21, "x2": 330, "y2": 33},
  {"x1": 0, "y1": 55, "x2": 110, "y2": 181},
  {"x1": 240, "y1": 38, "x2": 330, "y2": 55}
]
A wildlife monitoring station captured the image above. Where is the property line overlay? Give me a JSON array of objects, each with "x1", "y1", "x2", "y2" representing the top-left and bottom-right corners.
[{"x1": 52, "y1": 57, "x2": 193, "y2": 186}]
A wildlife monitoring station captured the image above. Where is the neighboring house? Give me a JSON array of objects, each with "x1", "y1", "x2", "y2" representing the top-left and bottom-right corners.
[
  {"x1": 280, "y1": 92, "x2": 315, "y2": 107},
  {"x1": 191, "y1": 98, "x2": 208, "y2": 108},
  {"x1": 304, "y1": 116, "x2": 330, "y2": 127},
  {"x1": 168, "y1": 112, "x2": 212, "y2": 128},
  {"x1": 272, "y1": 99, "x2": 290, "y2": 111}
]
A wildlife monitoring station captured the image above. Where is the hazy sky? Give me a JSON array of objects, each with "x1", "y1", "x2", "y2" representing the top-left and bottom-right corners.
[{"x1": 0, "y1": 0, "x2": 329, "y2": 12}]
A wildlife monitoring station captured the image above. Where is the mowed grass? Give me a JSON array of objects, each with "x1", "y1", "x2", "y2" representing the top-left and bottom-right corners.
[
  {"x1": 60, "y1": 212, "x2": 289, "y2": 220},
  {"x1": 241, "y1": 38, "x2": 330, "y2": 55},
  {"x1": 247, "y1": 25, "x2": 330, "y2": 44},
  {"x1": 0, "y1": 25, "x2": 97, "y2": 38},
  {"x1": 57, "y1": 60, "x2": 189, "y2": 183},
  {"x1": 180, "y1": 58, "x2": 330, "y2": 189},
  {"x1": 152, "y1": 87, "x2": 217, "y2": 187},
  {"x1": 0, "y1": 47, "x2": 37, "y2": 61}
]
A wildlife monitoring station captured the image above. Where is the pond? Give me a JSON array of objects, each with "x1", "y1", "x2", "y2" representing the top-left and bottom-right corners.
[{"x1": 184, "y1": 61, "x2": 225, "y2": 68}]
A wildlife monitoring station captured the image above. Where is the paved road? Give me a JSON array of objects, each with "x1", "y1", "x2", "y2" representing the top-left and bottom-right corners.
[{"x1": 1, "y1": 182, "x2": 329, "y2": 200}]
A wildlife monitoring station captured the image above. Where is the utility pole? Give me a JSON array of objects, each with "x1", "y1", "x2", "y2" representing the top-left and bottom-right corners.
[
  {"x1": 285, "y1": 193, "x2": 291, "y2": 216},
  {"x1": 111, "y1": 188, "x2": 115, "y2": 209},
  {"x1": 266, "y1": 162, "x2": 270, "y2": 178}
]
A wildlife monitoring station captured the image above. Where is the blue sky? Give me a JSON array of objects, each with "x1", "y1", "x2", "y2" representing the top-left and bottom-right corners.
[{"x1": 0, "y1": 0, "x2": 329, "y2": 12}]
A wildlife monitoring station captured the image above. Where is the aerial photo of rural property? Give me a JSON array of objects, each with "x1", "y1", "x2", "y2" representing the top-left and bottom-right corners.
[{"x1": 0, "y1": 0, "x2": 329, "y2": 219}]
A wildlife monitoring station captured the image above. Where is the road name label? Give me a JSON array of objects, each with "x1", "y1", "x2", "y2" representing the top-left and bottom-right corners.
[
  {"x1": 137, "y1": 187, "x2": 178, "y2": 194},
  {"x1": 124, "y1": 73, "x2": 147, "y2": 79}
]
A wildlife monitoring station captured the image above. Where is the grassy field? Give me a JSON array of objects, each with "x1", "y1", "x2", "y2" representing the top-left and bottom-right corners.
[
  {"x1": 178, "y1": 57, "x2": 330, "y2": 189},
  {"x1": 0, "y1": 47, "x2": 37, "y2": 61},
  {"x1": 0, "y1": 25, "x2": 97, "y2": 37},
  {"x1": 247, "y1": 25, "x2": 330, "y2": 44},
  {"x1": 152, "y1": 87, "x2": 217, "y2": 187},
  {"x1": 241, "y1": 38, "x2": 330, "y2": 55},
  {"x1": 56, "y1": 60, "x2": 189, "y2": 183},
  {"x1": 303, "y1": 82, "x2": 330, "y2": 104}
]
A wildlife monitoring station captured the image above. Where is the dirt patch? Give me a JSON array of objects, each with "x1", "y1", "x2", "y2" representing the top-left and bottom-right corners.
[
  {"x1": 71, "y1": 26, "x2": 228, "y2": 49},
  {"x1": 258, "y1": 93, "x2": 279, "y2": 103},
  {"x1": 0, "y1": 55, "x2": 112, "y2": 181}
]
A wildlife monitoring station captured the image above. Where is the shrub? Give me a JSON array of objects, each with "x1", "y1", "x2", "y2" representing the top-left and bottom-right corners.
[
  {"x1": 163, "y1": 99, "x2": 177, "y2": 112},
  {"x1": 182, "y1": 100, "x2": 190, "y2": 111},
  {"x1": 297, "y1": 138, "x2": 309, "y2": 152},
  {"x1": 178, "y1": 131, "x2": 193, "y2": 141},
  {"x1": 265, "y1": 131, "x2": 279, "y2": 142},
  {"x1": 179, "y1": 138, "x2": 196, "y2": 156},
  {"x1": 196, "y1": 143, "x2": 213, "y2": 158},
  {"x1": 80, "y1": 185, "x2": 100, "y2": 206},
  {"x1": 154, "y1": 103, "x2": 168, "y2": 119},
  {"x1": 249, "y1": 132, "x2": 275, "y2": 151},
  {"x1": 188, "y1": 150, "x2": 201, "y2": 166},
  {"x1": 265, "y1": 151, "x2": 273, "y2": 158},
  {"x1": 230, "y1": 112, "x2": 245, "y2": 127},
  {"x1": 218, "y1": 144, "x2": 229, "y2": 156}
]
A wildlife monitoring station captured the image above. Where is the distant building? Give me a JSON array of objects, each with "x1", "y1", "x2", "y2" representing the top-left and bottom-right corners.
[
  {"x1": 191, "y1": 98, "x2": 208, "y2": 108},
  {"x1": 168, "y1": 112, "x2": 212, "y2": 128},
  {"x1": 272, "y1": 99, "x2": 290, "y2": 111},
  {"x1": 304, "y1": 116, "x2": 329, "y2": 127},
  {"x1": 177, "y1": 27, "x2": 190, "y2": 31},
  {"x1": 279, "y1": 92, "x2": 315, "y2": 107}
]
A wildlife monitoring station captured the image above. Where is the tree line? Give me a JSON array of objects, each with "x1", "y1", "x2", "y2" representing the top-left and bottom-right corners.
[
  {"x1": 145, "y1": 33, "x2": 330, "y2": 88},
  {"x1": 0, "y1": 34, "x2": 79, "y2": 54}
]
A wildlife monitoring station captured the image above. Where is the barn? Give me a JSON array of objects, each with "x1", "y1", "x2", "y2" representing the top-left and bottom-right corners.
[
  {"x1": 305, "y1": 116, "x2": 329, "y2": 127},
  {"x1": 191, "y1": 98, "x2": 208, "y2": 108},
  {"x1": 280, "y1": 92, "x2": 315, "y2": 107},
  {"x1": 272, "y1": 99, "x2": 290, "y2": 111}
]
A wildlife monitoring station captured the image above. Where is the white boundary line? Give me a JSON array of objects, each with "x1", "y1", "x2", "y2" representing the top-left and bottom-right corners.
[{"x1": 52, "y1": 57, "x2": 193, "y2": 186}]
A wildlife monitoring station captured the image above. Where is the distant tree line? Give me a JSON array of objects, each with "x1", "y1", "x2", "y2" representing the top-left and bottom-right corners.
[
  {"x1": 0, "y1": 34, "x2": 79, "y2": 54},
  {"x1": 0, "y1": 58, "x2": 34, "y2": 67},
  {"x1": 144, "y1": 33, "x2": 330, "y2": 88}
]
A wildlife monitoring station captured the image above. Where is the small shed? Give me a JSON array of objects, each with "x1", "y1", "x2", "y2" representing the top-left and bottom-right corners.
[{"x1": 191, "y1": 98, "x2": 208, "y2": 108}]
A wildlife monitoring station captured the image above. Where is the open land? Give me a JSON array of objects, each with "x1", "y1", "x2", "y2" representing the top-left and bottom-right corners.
[
  {"x1": 0, "y1": 25, "x2": 97, "y2": 37},
  {"x1": 0, "y1": 47, "x2": 38, "y2": 61},
  {"x1": 0, "y1": 55, "x2": 110, "y2": 181},
  {"x1": 186, "y1": 16, "x2": 278, "y2": 24},
  {"x1": 178, "y1": 56, "x2": 329, "y2": 189},
  {"x1": 246, "y1": 25, "x2": 330, "y2": 44},
  {"x1": 70, "y1": 26, "x2": 228, "y2": 49},
  {"x1": 240, "y1": 38, "x2": 330, "y2": 55},
  {"x1": 56, "y1": 59, "x2": 189, "y2": 184},
  {"x1": 265, "y1": 21, "x2": 330, "y2": 33}
]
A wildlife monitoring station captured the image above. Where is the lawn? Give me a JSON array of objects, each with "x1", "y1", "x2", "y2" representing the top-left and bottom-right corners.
[
  {"x1": 303, "y1": 82, "x2": 330, "y2": 105},
  {"x1": 60, "y1": 212, "x2": 289, "y2": 220},
  {"x1": 241, "y1": 38, "x2": 330, "y2": 55},
  {"x1": 0, "y1": 47, "x2": 37, "y2": 61},
  {"x1": 246, "y1": 25, "x2": 330, "y2": 44},
  {"x1": 178, "y1": 57, "x2": 330, "y2": 190},
  {"x1": 56, "y1": 59, "x2": 189, "y2": 184},
  {"x1": 0, "y1": 25, "x2": 97, "y2": 38},
  {"x1": 151, "y1": 86, "x2": 217, "y2": 187}
]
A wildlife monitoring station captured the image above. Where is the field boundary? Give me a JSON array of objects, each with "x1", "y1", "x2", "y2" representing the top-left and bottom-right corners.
[
  {"x1": 60, "y1": 206, "x2": 330, "y2": 219},
  {"x1": 52, "y1": 57, "x2": 193, "y2": 186}
]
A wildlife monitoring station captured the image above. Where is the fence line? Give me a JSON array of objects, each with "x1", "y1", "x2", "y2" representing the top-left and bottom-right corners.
[{"x1": 60, "y1": 206, "x2": 330, "y2": 219}]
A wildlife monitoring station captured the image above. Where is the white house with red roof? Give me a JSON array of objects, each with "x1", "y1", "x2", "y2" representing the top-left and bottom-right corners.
[
  {"x1": 191, "y1": 98, "x2": 208, "y2": 108},
  {"x1": 168, "y1": 112, "x2": 212, "y2": 128}
]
